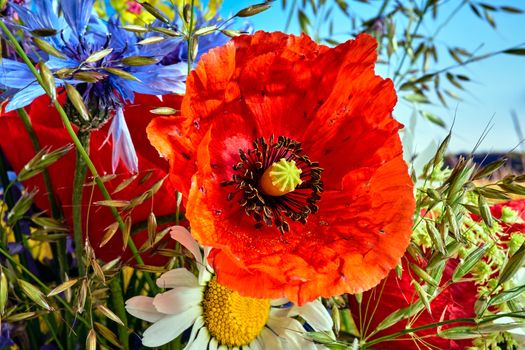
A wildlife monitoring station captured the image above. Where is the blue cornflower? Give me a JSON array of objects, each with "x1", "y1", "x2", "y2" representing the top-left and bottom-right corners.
[
  {"x1": 0, "y1": 0, "x2": 247, "y2": 173},
  {"x1": 0, "y1": 323, "x2": 15, "y2": 348},
  {"x1": 1, "y1": 0, "x2": 186, "y2": 173}
]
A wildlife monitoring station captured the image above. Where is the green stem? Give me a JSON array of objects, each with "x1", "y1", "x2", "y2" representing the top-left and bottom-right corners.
[
  {"x1": 376, "y1": 0, "x2": 391, "y2": 18},
  {"x1": 73, "y1": 130, "x2": 90, "y2": 277},
  {"x1": 187, "y1": 0, "x2": 196, "y2": 76},
  {"x1": 0, "y1": 150, "x2": 28, "y2": 267},
  {"x1": 17, "y1": 108, "x2": 68, "y2": 281},
  {"x1": 363, "y1": 317, "x2": 475, "y2": 348},
  {"x1": 0, "y1": 20, "x2": 157, "y2": 292},
  {"x1": 109, "y1": 274, "x2": 129, "y2": 348},
  {"x1": 392, "y1": 0, "x2": 432, "y2": 85},
  {"x1": 43, "y1": 316, "x2": 66, "y2": 350},
  {"x1": 284, "y1": 0, "x2": 297, "y2": 33}
]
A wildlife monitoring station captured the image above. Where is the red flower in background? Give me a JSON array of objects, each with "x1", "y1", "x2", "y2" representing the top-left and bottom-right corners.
[
  {"x1": 349, "y1": 259, "x2": 478, "y2": 349},
  {"x1": 489, "y1": 199, "x2": 525, "y2": 235},
  {"x1": 147, "y1": 31, "x2": 415, "y2": 304},
  {"x1": 0, "y1": 94, "x2": 182, "y2": 263}
]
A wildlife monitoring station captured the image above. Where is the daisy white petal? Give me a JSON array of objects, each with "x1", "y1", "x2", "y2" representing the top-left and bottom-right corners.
[
  {"x1": 289, "y1": 299, "x2": 333, "y2": 331},
  {"x1": 259, "y1": 328, "x2": 282, "y2": 349},
  {"x1": 153, "y1": 287, "x2": 202, "y2": 315},
  {"x1": 267, "y1": 317, "x2": 316, "y2": 350},
  {"x1": 249, "y1": 337, "x2": 263, "y2": 350},
  {"x1": 208, "y1": 337, "x2": 219, "y2": 350},
  {"x1": 156, "y1": 268, "x2": 200, "y2": 289},
  {"x1": 184, "y1": 316, "x2": 205, "y2": 349},
  {"x1": 142, "y1": 307, "x2": 200, "y2": 347},
  {"x1": 125, "y1": 296, "x2": 163, "y2": 322},
  {"x1": 170, "y1": 226, "x2": 203, "y2": 263},
  {"x1": 186, "y1": 326, "x2": 210, "y2": 350}
]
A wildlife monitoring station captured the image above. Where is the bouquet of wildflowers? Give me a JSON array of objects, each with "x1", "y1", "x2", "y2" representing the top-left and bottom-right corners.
[{"x1": 0, "y1": 0, "x2": 524, "y2": 349}]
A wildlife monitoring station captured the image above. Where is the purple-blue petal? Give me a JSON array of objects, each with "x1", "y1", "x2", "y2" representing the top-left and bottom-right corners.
[
  {"x1": 60, "y1": 0, "x2": 96, "y2": 36},
  {"x1": 0, "y1": 58, "x2": 37, "y2": 89},
  {"x1": 5, "y1": 83, "x2": 47, "y2": 112},
  {"x1": 108, "y1": 108, "x2": 138, "y2": 174}
]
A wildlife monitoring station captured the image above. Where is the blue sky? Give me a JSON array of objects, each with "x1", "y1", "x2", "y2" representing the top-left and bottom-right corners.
[{"x1": 219, "y1": 1, "x2": 525, "y2": 154}]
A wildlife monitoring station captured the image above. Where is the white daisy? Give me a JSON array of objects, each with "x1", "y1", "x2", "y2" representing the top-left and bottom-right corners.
[{"x1": 126, "y1": 226, "x2": 334, "y2": 349}]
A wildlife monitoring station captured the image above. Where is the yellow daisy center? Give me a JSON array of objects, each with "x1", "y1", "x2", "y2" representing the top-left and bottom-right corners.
[{"x1": 202, "y1": 277, "x2": 271, "y2": 347}]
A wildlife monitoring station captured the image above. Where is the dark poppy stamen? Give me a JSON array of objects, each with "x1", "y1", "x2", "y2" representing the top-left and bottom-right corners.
[{"x1": 221, "y1": 136, "x2": 323, "y2": 233}]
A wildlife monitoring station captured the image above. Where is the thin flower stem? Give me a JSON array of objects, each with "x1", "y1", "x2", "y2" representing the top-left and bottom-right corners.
[
  {"x1": 16, "y1": 107, "x2": 69, "y2": 281},
  {"x1": 362, "y1": 317, "x2": 475, "y2": 348},
  {"x1": 284, "y1": 0, "x2": 297, "y2": 33},
  {"x1": 109, "y1": 274, "x2": 129, "y2": 348},
  {"x1": 43, "y1": 316, "x2": 66, "y2": 350},
  {"x1": 376, "y1": 0, "x2": 391, "y2": 18},
  {"x1": 0, "y1": 151, "x2": 28, "y2": 267},
  {"x1": 0, "y1": 20, "x2": 158, "y2": 293},
  {"x1": 73, "y1": 130, "x2": 89, "y2": 277},
  {"x1": 392, "y1": 0, "x2": 432, "y2": 86},
  {"x1": 187, "y1": 0, "x2": 196, "y2": 76}
]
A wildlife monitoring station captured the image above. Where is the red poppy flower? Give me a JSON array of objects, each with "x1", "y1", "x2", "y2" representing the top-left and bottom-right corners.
[
  {"x1": 489, "y1": 199, "x2": 525, "y2": 234},
  {"x1": 0, "y1": 93, "x2": 182, "y2": 263},
  {"x1": 348, "y1": 259, "x2": 477, "y2": 349},
  {"x1": 147, "y1": 31, "x2": 415, "y2": 304}
]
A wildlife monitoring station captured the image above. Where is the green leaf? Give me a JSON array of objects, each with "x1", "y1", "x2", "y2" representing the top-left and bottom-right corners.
[
  {"x1": 489, "y1": 284, "x2": 525, "y2": 306},
  {"x1": 39, "y1": 61, "x2": 56, "y2": 101},
  {"x1": 120, "y1": 24, "x2": 149, "y2": 33},
  {"x1": 477, "y1": 195, "x2": 493, "y2": 227},
  {"x1": 298, "y1": 9, "x2": 311, "y2": 33},
  {"x1": 410, "y1": 262, "x2": 439, "y2": 287},
  {"x1": 452, "y1": 244, "x2": 489, "y2": 282},
  {"x1": 438, "y1": 326, "x2": 480, "y2": 339},
  {"x1": 472, "y1": 158, "x2": 507, "y2": 180},
  {"x1": 221, "y1": 29, "x2": 243, "y2": 38},
  {"x1": 94, "y1": 322, "x2": 122, "y2": 348},
  {"x1": 500, "y1": 6, "x2": 523, "y2": 14},
  {"x1": 150, "y1": 26, "x2": 181, "y2": 36},
  {"x1": 104, "y1": 67, "x2": 141, "y2": 81},
  {"x1": 0, "y1": 270, "x2": 7, "y2": 315},
  {"x1": 47, "y1": 279, "x2": 79, "y2": 297},
  {"x1": 18, "y1": 280, "x2": 53, "y2": 311},
  {"x1": 194, "y1": 25, "x2": 218, "y2": 36},
  {"x1": 7, "y1": 190, "x2": 38, "y2": 225},
  {"x1": 149, "y1": 107, "x2": 178, "y2": 115},
  {"x1": 73, "y1": 71, "x2": 108, "y2": 83},
  {"x1": 65, "y1": 84, "x2": 90, "y2": 122},
  {"x1": 140, "y1": 1, "x2": 170, "y2": 23},
  {"x1": 137, "y1": 36, "x2": 166, "y2": 45},
  {"x1": 376, "y1": 301, "x2": 425, "y2": 332},
  {"x1": 404, "y1": 94, "x2": 429, "y2": 103},
  {"x1": 30, "y1": 28, "x2": 57, "y2": 37},
  {"x1": 16, "y1": 145, "x2": 73, "y2": 182},
  {"x1": 32, "y1": 37, "x2": 65, "y2": 59},
  {"x1": 121, "y1": 56, "x2": 158, "y2": 66},
  {"x1": 422, "y1": 111, "x2": 446, "y2": 128},
  {"x1": 498, "y1": 243, "x2": 525, "y2": 286},
  {"x1": 235, "y1": 2, "x2": 272, "y2": 17},
  {"x1": 84, "y1": 48, "x2": 113, "y2": 64}
]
